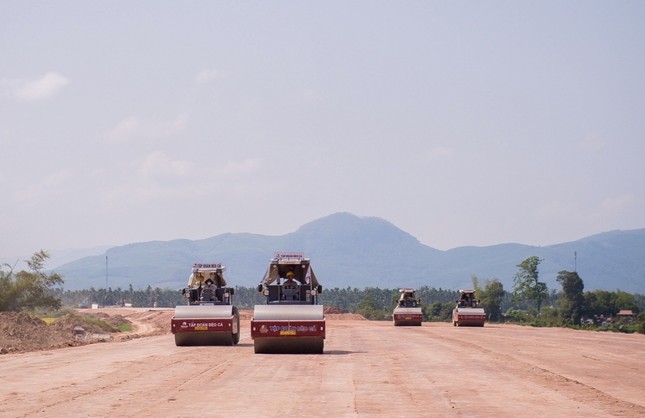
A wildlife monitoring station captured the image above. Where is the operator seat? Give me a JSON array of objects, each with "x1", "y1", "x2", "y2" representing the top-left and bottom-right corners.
[
  {"x1": 201, "y1": 288, "x2": 214, "y2": 302},
  {"x1": 282, "y1": 284, "x2": 299, "y2": 301}
]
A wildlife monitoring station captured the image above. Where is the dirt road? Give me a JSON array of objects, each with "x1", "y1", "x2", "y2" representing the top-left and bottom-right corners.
[{"x1": 0, "y1": 309, "x2": 643, "y2": 417}]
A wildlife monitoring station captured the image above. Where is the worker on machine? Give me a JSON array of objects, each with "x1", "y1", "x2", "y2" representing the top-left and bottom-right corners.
[
  {"x1": 201, "y1": 278, "x2": 217, "y2": 301},
  {"x1": 404, "y1": 297, "x2": 417, "y2": 307},
  {"x1": 282, "y1": 271, "x2": 299, "y2": 301}
]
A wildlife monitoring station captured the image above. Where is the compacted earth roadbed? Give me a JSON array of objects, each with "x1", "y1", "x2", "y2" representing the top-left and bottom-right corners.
[{"x1": 0, "y1": 311, "x2": 643, "y2": 418}]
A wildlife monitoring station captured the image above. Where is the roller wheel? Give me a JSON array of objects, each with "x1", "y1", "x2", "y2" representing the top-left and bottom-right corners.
[
  {"x1": 232, "y1": 306, "x2": 240, "y2": 345},
  {"x1": 314, "y1": 339, "x2": 324, "y2": 354}
]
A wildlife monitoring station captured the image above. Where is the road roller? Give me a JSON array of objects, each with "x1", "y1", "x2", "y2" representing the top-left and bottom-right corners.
[
  {"x1": 452, "y1": 289, "x2": 486, "y2": 327},
  {"x1": 251, "y1": 252, "x2": 325, "y2": 354},
  {"x1": 393, "y1": 288, "x2": 423, "y2": 326},
  {"x1": 171, "y1": 263, "x2": 241, "y2": 346}
]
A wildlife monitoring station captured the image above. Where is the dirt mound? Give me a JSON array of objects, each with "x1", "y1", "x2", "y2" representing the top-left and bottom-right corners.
[
  {"x1": 324, "y1": 306, "x2": 367, "y2": 320},
  {"x1": 0, "y1": 312, "x2": 83, "y2": 354},
  {"x1": 0, "y1": 311, "x2": 133, "y2": 354},
  {"x1": 324, "y1": 306, "x2": 348, "y2": 314},
  {"x1": 327, "y1": 313, "x2": 367, "y2": 320}
]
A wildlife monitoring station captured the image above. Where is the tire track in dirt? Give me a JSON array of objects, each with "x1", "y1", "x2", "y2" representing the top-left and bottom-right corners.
[
  {"x1": 13, "y1": 342, "x2": 237, "y2": 418},
  {"x1": 416, "y1": 325, "x2": 645, "y2": 417}
]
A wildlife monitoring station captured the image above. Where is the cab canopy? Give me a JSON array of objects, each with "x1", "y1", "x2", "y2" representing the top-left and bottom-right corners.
[
  {"x1": 399, "y1": 288, "x2": 418, "y2": 300},
  {"x1": 458, "y1": 289, "x2": 477, "y2": 298},
  {"x1": 259, "y1": 252, "x2": 320, "y2": 287},
  {"x1": 188, "y1": 263, "x2": 227, "y2": 288}
]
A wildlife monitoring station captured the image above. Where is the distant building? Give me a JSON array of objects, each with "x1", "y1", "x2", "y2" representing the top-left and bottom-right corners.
[{"x1": 617, "y1": 309, "x2": 635, "y2": 317}]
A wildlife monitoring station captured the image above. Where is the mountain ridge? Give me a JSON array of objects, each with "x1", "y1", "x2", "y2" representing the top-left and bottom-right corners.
[{"x1": 44, "y1": 213, "x2": 645, "y2": 293}]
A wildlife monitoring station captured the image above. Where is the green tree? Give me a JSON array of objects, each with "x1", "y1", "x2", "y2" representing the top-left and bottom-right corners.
[
  {"x1": 479, "y1": 279, "x2": 505, "y2": 322},
  {"x1": 430, "y1": 301, "x2": 444, "y2": 319},
  {"x1": 556, "y1": 270, "x2": 585, "y2": 325},
  {"x1": 513, "y1": 256, "x2": 548, "y2": 314},
  {"x1": 613, "y1": 291, "x2": 639, "y2": 314},
  {"x1": 357, "y1": 295, "x2": 387, "y2": 320},
  {"x1": 584, "y1": 290, "x2": 639, "y2": 318},
  {"x1": 428, "y1": 301, "x2": 453, "y2": 321},
  {"x1": 0, "y1": 250, "x2": 64, "y2": 311}
]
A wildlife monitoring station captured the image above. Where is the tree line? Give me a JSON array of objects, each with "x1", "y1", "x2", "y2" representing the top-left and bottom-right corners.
[{"x1": 2, "y1": 252, "x2": 644, "y2": 333}]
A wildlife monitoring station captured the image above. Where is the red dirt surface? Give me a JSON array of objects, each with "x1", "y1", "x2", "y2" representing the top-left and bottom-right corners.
[{"x1": 1, "y1": 308, "x2": 643, "y2": 417}]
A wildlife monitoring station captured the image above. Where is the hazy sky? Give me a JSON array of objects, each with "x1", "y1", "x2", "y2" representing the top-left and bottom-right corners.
[{"x1": 2, "y1": 1, "x2": 644, "y2": 258}]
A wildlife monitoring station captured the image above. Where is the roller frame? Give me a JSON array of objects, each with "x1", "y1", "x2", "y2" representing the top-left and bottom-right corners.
[{"x1": 252, "y1": 336, "x2": 324, "y2": 354}]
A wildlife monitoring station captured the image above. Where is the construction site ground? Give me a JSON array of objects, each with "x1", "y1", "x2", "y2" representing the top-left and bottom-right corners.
[{"x1": 0, "y1": 308, "x2": 643, "y2": 417}]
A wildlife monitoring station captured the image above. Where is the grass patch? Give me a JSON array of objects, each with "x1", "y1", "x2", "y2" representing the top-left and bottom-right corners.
[
  {"x1": 118, "y1": 322, "x2": 132, "y2": 332},
  {"x1": 79, "y1": 314, "x2": 121, "y2": 332},
  {"x1": 33, "y1": 309, "x2": 132, "y2": 333}
]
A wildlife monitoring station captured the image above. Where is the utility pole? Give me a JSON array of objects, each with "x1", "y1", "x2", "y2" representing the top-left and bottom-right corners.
[
  {"x1": 106, "y1": 255, "x2": 109, "y2": 288},
  {"x1": 574, "y1": 251, "x2": 577, "y2": 272}
]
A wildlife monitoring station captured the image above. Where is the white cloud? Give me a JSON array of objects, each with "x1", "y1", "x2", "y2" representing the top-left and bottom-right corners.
[
  {"x1": 532, "y1": 194, "x2": 643, "y2": 243},
  {"x1": 99, "y1": 157, "x2": 193, "y2": 208},
  {"x1": 217, "y1": 158, "x2": 262, "y2": 176},
  {"x1": 534, "y1": 200, "x2": 579, "y2": 219},
  {"x1": 174, "y1": 114, "x2": 189, "y2": 129},
  {"x1": 600, "y1": 194, "x2": 638, "y2": 213},
  {"x1": 578, "y1": 133, "x2": 605, "y2": 152},
  {"x1": 103, "y1": 114, "x2": 189, "y2": 143},
  {"x1": 14, "y1": 169, "x2": 73, "y2": 202},
  {"x1": 298, "y1": 88, "x2": 321, "y2": 104},
  {"x1": 140, "y1": 151, "x2": 193, "y2": 179},
  {"x1": 425, "y1": 145, "x2": 455, "y2": 161},
  {"x1": 104, "y1": 116, "x2": 140, "y2": 143},
  {"x1": 1, "y1": 72, "x2": 70, "y2": 101},
  {"x1": 137, "y1": 153, "x2": 260, "y2": 184},
  {"x1": 99, "y1": 155, "x2": 264, "y2": 209},
  {"x1": 194, "y1": 69, "x2": 223, "y2": 84},
  {"x1": 534, "y1": 195, "x2": 638, "y2": 224}
]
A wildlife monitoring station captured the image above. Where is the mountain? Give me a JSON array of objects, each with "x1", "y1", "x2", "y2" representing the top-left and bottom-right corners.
[
  {"x1": 0, "y1": 245, "x2": 112, "y2": 273},
  {"x1": 52, "y1": 212, "x2": 645, "y2": 293}
]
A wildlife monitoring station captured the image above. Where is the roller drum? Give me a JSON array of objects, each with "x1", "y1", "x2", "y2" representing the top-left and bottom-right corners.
[
  {"x1": 252, "y1": 304, "x2": 323, "y2": 321},
  {"x1": 174, "y1": 305, "x2": 233, "y2": 319}
]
